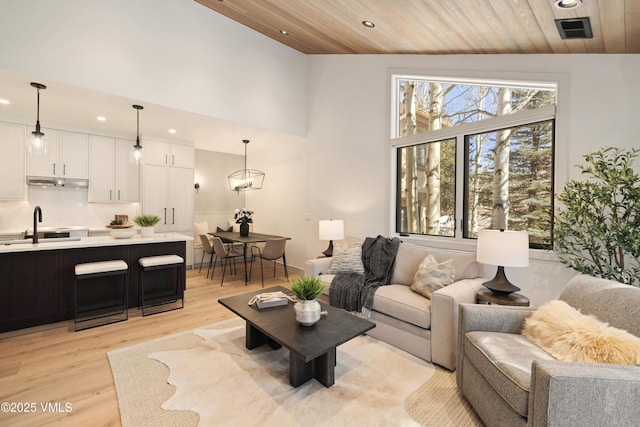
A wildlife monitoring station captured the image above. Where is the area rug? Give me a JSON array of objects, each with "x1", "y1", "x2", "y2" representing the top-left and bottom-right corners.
[{"x1": 108, "y1": 318, "x2": 480, "y2": 426}]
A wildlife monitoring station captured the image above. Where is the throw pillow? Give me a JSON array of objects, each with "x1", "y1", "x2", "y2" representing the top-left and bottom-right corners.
[
  {"x1": 194, "y1": 221, "x2": 210, "y2": 247},
  {"x1": 410, "y1": 259, "x2": 455, "y2": 299},
  {"x1": 327, "y1": 244, "x2": 365, "y2": 274},
  {"x1": 216, "y1": 225, "x2": 233, "y2": 233},
  {"x1": 522, "y1": 300, "x2": 640, "y2": 365}
]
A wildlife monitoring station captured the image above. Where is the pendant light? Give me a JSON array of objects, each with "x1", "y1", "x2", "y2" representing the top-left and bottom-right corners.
[
  {"x1": 29, "y1": 82, "x2": 47, "y2": 155},
  {"x1": 130, "y1": 104, "x2": 143, "y2": 164},
  {"x1": 228, "y1": 139, "x2": 265, "y2": 192}
]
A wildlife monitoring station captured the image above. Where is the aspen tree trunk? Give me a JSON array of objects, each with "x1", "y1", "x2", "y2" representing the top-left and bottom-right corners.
[
  {"x1": 403, "y1": 82, "x2": 418, "y2": 232},
  {"x1": 491, "y1": 87, "x2": 512, "y2": 229},
  {"x1": 427, "y1": 83, "x2": 444, "y2": 234},
  {"x1": 470, "y1": 87, "x2": 489, "y2": 235}
]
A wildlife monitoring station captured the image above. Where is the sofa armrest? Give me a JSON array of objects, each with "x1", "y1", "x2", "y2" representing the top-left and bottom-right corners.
[
  {"x1": 304, "y1": 257, "x2": 333, "y2": 277},
  {"x1": 529, "y1": 360, "x2": 640, "y2": 427},
  {"x1": 430, "y1": 278, "x2": 485, "y2": 371}
]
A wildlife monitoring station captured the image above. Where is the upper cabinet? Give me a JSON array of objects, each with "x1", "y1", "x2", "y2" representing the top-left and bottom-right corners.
[
  {"x1": 27, "y1": 128, "x2": 88, "y2": 179},
  {"x1": 143, "y1": 139, "x2": 194, "y2": 169},
  {"x1": 0, "y1": 122, "x2": 26, "y2": 200},
  {"x1": 88, "y1": 136, "x2": 139, "y2": 203}
]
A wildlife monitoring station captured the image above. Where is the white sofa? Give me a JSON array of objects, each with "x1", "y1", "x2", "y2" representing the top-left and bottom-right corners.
[{"x1": 305, "y1": 241, "x2": 485, "y2": 370}]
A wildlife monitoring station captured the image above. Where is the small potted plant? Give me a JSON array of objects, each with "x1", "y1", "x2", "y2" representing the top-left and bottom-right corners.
[
  {"x1": 290, "y1": 276, "x2": 326, "y2": 326},
  {"x1": 133, "y1": 214, "x2": 161, "y2": 237}
]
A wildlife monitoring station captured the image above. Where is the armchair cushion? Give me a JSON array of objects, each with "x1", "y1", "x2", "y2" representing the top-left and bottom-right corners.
[
  {"x1": 522, "y1": 299, "x2": 640, "y2": 365},
  {"x1": 464, "y1": 331, "x2": 556, "y2": 416}
]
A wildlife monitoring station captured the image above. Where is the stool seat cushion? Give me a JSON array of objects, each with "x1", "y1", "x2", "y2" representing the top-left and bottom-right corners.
[
  {"x1": 139, "y1": 255, "x2": 184, "y2": 268},
  {"x1": 75, "y1": 260, "x2": 128, "y2": 276}
]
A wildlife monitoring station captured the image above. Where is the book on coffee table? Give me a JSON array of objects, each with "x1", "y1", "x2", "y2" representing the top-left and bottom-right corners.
[{"x1": 256, "y1": 297, "x2": 289, "y2": 309}]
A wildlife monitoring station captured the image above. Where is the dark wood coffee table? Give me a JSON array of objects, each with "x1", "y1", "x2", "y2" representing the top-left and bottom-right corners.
[{"x1": 218, "y1": 286, "x2": 375, "y2": 387}]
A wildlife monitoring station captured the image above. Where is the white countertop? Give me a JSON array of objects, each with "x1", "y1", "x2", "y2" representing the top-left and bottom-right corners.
[{"x1": 0, "y1": 232, "x2": 193, "y2": 254}]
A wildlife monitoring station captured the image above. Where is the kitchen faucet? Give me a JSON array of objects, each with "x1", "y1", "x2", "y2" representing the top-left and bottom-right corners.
[{"x1": 33, "y1": 206, "x2": 42, "y2": 244}]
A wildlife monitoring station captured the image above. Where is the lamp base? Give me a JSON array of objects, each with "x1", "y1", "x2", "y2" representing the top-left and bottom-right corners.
[
  {"x1": 322, "y1": 240, "x2": 334, "y2": 258},
  {"x1": 482, "y1": 266, "x2": 520, "y2": 295}
]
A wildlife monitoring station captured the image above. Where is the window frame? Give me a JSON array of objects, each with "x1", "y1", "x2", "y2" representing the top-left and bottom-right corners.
[{"x1": 388, "y1": 70, "x2": 568, "y2": 259}]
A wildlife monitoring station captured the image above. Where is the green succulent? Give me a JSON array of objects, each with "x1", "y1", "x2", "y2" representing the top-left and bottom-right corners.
[
  {"x1": 290, "y1": 276, "x2": 326, "y2": 301},
  {"x1": 133, "y1": 214, "x2": 161, "y2": 227}
]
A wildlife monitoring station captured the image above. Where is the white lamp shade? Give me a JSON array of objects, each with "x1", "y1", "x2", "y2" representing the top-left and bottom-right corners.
[
  {"x1": 319, "y1": 219, "x2": 344, "y2": 241},
  {"x1": 476, "y1": 230, "x2": 529, "y2": 268}
]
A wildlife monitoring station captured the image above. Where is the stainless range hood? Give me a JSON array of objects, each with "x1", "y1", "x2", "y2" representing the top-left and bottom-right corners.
[{"x1": 27, "y1": 176, "x2": 89, "y2": 188}]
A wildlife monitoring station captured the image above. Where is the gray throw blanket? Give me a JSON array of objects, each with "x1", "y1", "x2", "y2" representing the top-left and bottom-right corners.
[{"x1": 329, "y1": 235, "x2": 401, "y2": 313}]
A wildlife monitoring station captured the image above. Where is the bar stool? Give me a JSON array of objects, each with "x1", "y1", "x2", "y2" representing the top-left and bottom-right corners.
[
  {"x1": 138, "y1": 254, "x2": 185, "y2": 316},
  {"x1": 74, "y1": 260, "x2": 128, "y2": 331}
]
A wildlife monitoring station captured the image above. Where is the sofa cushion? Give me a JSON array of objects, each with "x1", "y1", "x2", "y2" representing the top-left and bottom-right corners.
[
  {"x1": 411, "y1": 259, "x2": 456, "y2": 299},
  {"x1": 391, "y1": 243, "x2": 479, "y2": 285},
  {"x1": 522, "y1": 300, "x2": 640, "y2": 365},
  {"x1": 372, "y1": 285, "x2": 431, "y2": 329},
  {"x1": 464, "y1": 331, "x2": 556, "y2": 417},
  {"x1": 327, "y1": 244, "x2": 365, "y2": 274}
]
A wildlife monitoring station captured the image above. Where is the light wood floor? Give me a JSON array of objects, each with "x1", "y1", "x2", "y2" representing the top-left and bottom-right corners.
[{"x1": 0, "y1": 265, "x2": 296, "y2": 427}]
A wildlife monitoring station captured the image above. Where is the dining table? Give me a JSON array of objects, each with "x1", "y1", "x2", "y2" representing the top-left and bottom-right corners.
[{"x1": 208, "y1": 231, "x2": 291, "y2": 284}]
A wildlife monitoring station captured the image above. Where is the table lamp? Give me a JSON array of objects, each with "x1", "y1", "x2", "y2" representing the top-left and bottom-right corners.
[
  {"x1": 319, "y1": 219, "x2": 344, "y2": 257},
  {"x1": 476, "y1": 229, "x2": 529, "y2": 295}
]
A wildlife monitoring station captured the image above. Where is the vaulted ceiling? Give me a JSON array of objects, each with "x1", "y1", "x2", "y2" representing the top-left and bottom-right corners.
[{"x1": 196, "y1": 0, "x2": 640, "y2": 54}]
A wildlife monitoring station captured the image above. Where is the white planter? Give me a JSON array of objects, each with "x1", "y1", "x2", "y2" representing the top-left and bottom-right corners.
[
  {"x1": 294, "y1": 300, "x2": 322, "y2": 326},
  {"x1": 140, "y1": 226, "x2": 154, "y2": 237}
]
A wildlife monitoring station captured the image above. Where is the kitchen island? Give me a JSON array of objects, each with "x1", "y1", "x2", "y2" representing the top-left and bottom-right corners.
[{"x1": 0, "y1": 233, "x2": 192, "y2": 333}]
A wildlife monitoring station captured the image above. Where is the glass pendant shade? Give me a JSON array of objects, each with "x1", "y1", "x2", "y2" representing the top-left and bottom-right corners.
[
  {"x1": 228, "y1": 140, "x2": 265, "y2": 191},
  {"x1": 29, "y1": 82, "x2": 47, "y2": 156},
  {"x1": 130, "y1": 105, "x2": 144, "y2": 165}
]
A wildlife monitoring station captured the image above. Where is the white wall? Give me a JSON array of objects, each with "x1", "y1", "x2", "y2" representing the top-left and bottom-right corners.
[
  {"x1": 297, "y1": 54, "x2": 640, "y2": 306},
  {"x1": 0, "y1": 0, "x2": 307, "y2": 137}
]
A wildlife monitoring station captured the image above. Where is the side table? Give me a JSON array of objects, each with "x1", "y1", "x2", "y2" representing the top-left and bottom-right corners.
[{"x1": 476, "y1": 288, "x2": 530, "y2": 306}]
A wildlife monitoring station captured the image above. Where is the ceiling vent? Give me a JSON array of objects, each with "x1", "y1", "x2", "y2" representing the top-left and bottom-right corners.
[{"x1": 555, "y1": 17, "x2": 593, "y2": 39}]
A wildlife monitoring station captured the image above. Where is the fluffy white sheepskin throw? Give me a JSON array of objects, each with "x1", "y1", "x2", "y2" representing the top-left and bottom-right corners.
[{"x1": 522, "y1": 300, "x2": 640, "y2": 365}]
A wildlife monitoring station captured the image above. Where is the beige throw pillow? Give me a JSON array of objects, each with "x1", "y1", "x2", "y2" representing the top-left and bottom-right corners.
[
  {"x1": 194, "y1": 221, "x2": 210, "y2": 248},
  {"x1": 522, "y1": 300, "x2": 640, "y2": 365},
  {"x1": 327, "y1": 244, "x2": 365, "y2": 274},
  {"x1": 410, "y1": 259, "x2": 455, "y2": 299}
]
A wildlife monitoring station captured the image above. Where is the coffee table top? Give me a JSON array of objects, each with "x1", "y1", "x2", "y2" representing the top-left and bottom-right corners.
[{"x1": 218, "y1": 286, "x2": 375, "y2": 362}]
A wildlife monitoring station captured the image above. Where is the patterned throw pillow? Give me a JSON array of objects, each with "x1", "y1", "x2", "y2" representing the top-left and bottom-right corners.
[
  {"x1": 410, "y1": 259, "x2": 456, "y2": 299},
  {"x1": 327, "y1": 244, "x2": 365, "y2": 274}
]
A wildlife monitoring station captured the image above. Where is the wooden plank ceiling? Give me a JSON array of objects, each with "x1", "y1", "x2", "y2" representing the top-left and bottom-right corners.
[{"x1": 195, "y1": 0, "x2": 640, "y2": 54}]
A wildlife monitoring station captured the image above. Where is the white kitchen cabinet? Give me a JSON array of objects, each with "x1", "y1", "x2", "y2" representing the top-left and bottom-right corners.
[
  {"x1": 143, "y1": 139, "x2": 194, "y2": 168},
  {"x1": 142, "y1": 164, "x2": 194, "y2": 233},
  {"x1": 0, "y1": 122, "x2": 26, "y2": 200},
  {"x1": 88, "y1": 136, "x2": 139, "y2": 202},
  {"x1": 27, "y1": 128, "x2": 88, "y2": 179}
]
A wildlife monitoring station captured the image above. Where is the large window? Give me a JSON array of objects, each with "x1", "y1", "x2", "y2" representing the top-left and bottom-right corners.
[{"x1": 392, "y1": 75, "x2": 556, "y2": 248}]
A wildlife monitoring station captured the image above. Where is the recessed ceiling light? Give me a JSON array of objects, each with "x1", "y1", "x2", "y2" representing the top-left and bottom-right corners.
[
  {"x1": 280, "y1": 30, "x2": 290, "y2": 36},
  {"x1": 362, "y1": 20, "x2": 375, "y2": 28},
  {"x1": 96, "y1": 116, "x2": 106, "y2": 122},
  {"x1": 554, "y1": 0, "x2": 582, "y2": 9},
  {"x1": 169, "y1": 129, "x2": 176, "y2": 134},
  {"x1": 0, "y1": 99, "x2": 10, "y2": 105}
]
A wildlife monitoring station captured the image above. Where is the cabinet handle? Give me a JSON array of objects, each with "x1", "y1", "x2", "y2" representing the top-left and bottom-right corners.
[
  {"x1": 118, "y1": 190, "x2": 121, "y2": 200},
  {"x1": 172, "y1": 207, "x2": 175, "y2": 224},
  {"x1": 172, "y1": 154, "x2": 175, "y2": 165},
  {"x1": 63, "y1": 164, "x2": 66, "y2": 176},
  {"x1": 109, "y1": 190, "x2": 112, "y2": 201},
  {"x1": 53, "y1": 163, "x2": 56, "y2": 175},
  {"x1": 164, "y1": 208, "x2": 167, "y2": 224},
  {"x1": 165, "y1": 154, "x2": 168, "y2": 165}
]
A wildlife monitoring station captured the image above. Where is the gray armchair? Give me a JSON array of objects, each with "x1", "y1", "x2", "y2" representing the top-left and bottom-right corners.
[{"x1": 456, "y1": 274, "x2": 640, "y2": 427}]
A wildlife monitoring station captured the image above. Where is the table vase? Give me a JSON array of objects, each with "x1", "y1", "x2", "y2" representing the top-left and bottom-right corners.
[{"x1": 294, "y1": 300, "x2": 321, "y2": 326}]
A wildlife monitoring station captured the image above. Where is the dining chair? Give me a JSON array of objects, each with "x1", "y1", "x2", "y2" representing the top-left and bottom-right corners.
[
  {"x1": 249, "y1": 238, "x2": 289, "y2": 288},
  {"x1": 211, "y1": 236, "x2": 244, "y2": 286},
  {"x1": 199, "y1": 235, "x2": 215, "y2": 278}
]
